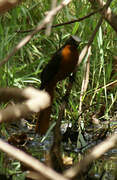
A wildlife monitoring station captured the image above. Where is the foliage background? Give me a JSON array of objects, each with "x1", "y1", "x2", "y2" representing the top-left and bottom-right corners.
[
  {"x1": 0, "y1": 0, "x2": 116, "y2": 122},
  {"x1": 0, "y1": 0, "x2": 117, "y2": 179}
]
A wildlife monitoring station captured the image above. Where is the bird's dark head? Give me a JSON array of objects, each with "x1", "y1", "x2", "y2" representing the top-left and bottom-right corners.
[{"x1": 66, "y1": 35, "x2": 81, "y2": 47}]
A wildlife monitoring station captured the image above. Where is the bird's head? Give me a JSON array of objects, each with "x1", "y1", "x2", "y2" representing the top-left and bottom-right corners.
[{"x1": 66, "y1": 35, "x2": 81, "y2": 47}]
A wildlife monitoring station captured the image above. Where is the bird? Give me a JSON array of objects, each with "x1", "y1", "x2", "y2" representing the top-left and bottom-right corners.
[{"x1": 36, "y1": 35, "x2": 81, "y2": 135}]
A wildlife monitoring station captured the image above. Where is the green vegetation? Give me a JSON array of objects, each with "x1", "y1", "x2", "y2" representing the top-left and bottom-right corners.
[{"x1": 0, "y1": 0, "x2": 117, "y2": 179}]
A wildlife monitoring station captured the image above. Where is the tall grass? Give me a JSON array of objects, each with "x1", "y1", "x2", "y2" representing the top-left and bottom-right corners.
[{"x1": 0, "y1": 0, "x2": 117, "y2": 178}]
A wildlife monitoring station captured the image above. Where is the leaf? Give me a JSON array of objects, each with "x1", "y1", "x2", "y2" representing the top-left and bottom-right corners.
[{"x1": 72, "y1": 22, "x2": 79, "y2": 35}]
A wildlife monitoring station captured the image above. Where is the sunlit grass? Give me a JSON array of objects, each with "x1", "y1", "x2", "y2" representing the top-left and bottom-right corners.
[{"x1": 0, "y1": 0, "x2": 117, "y2": 178}]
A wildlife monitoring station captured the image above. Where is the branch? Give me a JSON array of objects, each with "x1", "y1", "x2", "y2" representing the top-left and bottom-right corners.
[
  {"x1": 0, "y1": 139, "x2": 69, "y2": 180},
  {"x1": 45, "y1": 0, "x2": 57, "y2": 36},
  {"x1": 0, "y1": 87, "x2": 50, "y2": 123},
  {"x1": 64, "y1": 133, "x2": 117, "y2": 179},
  {"x1": 89, "y1": 0, "x2": 117, "y2": 32},
  {"x1": 0, "y1": 0, "x2": 72, "y2": 68}
]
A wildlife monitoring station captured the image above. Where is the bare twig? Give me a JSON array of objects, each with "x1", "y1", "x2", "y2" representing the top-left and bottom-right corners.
[
  {"x1": 64, "y1": 133, "x2": 117, "y2": 179},
  {"x1": 0, "y1": 87, "x2": 50, "y2": 123},
  {"x1": 0, "y1": 0, "x2": 72, "y2": 68},
  {"x1": 0, "y1": 139, "x2": 69, "y2": 180}
]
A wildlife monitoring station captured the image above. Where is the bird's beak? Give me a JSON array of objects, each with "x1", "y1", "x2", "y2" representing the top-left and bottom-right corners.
[{"x1": 71, "y1": 35, "x2": 81, "y2": 44}]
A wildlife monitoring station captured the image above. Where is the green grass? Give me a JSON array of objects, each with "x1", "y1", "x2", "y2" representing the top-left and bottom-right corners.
[{"x1": 0, "y1": 0, "x2": 117, "y2": 179}]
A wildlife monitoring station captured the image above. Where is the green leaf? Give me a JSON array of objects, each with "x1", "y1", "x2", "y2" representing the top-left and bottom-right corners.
[{"x1": 72, "y1": 22, "x2": 79, "y2": 35}]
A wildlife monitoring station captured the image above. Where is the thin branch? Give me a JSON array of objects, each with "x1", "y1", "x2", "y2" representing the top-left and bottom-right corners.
[
  {"x1": 64, "y1": 133, "x2": 117, "y2": 179},
  {"x1": 0, "y1": 0, "x2": 72, "y2": 68},
  {"x1": 0, "y1": 139, "x2": 69, "y2": 180},
  {"x1": 16, "y1": 8, "x2": 102, "y2": 33}
]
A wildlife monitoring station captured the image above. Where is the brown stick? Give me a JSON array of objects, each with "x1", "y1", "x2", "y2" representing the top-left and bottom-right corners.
[{"x1": 0, "y1": 139, "x2": 69, "y2": 180}]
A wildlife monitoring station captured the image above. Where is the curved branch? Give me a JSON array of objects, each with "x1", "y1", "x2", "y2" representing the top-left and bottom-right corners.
[{"x1": 0, "y1": 139, "x2": 69, "y2": 180}]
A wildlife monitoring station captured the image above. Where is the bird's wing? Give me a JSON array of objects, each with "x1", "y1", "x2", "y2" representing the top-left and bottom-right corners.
[{"x1": 40, "y1": 51, "x2": 62, "y2": 89}]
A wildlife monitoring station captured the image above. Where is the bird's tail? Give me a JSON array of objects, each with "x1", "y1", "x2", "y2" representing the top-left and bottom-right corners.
[
  {"x1": 35, "y1": 105, "x2": 52, "y2": 135},
  {"x1": 35, "y1": 85, "x2": 55, "y2": 135}
]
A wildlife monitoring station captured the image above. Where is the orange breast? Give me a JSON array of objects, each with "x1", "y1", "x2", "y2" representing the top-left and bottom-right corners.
[
  {"x1": 61, "y1": 45, "x2": 72, "y2": 61},
  {"x1": 57, "y1": 45, "x2": 78, "y2": 80}
]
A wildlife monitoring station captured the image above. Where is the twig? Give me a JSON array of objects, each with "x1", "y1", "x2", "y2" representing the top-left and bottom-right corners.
[
  {"x1": 0, "y1": 0, "x2": 72, "y2": 68},
  {"x1": 64, "y1": 133, "x2": 117, "y2": 179},
  {"x1": 16, "y1": 8, "x2": 102, "y2": 33},
  {"x1": 0, "y1": 139, "x2": 69, "y2": 180}
]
